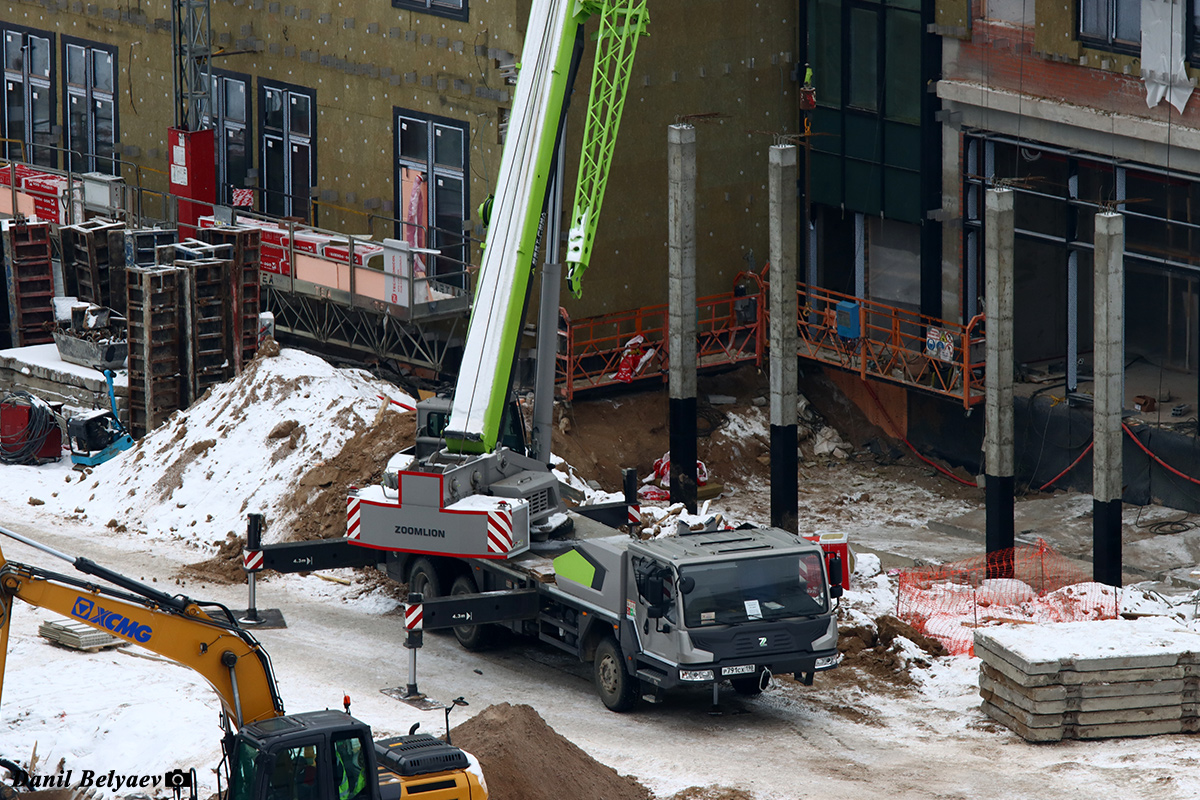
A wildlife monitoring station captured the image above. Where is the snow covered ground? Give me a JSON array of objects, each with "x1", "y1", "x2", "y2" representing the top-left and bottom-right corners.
[{"x1": 3, "y1": 348, "x2": 1200, "y2": 799}]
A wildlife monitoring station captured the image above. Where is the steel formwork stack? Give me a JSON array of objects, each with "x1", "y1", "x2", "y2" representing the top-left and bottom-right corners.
[
  {"x1": 126, "y1": 265, "x2": 187, "y2": 438},
  {"x1": 179, "y1": 256, "x2": 235, "y2": 401},
  {"x1": 2, "y1": 219, "x2": 55, "y2": 347},
  {"x1": 199, "y1": 226, "x2": 261, "y2": 372},
  {"x1": 124, "y1": 229, "x2": 178, "y2": 270},
  {"x1": 59, "y1": 219, "x2": 127, "y2": 313}
]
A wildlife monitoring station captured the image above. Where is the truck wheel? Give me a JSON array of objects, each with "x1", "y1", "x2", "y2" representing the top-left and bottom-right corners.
[
  {"x1": 450, "y1": 574, "x2": 493, "y2": 651},
  {"x1": 730, "y1": 668, "x2": 769, "y2": 697},
  {"x1": 594, "y1": 637, "x2": 637, "y2": 712},
  {"x1": 408, "y1": 558, "x2": 443, "y2": 600}
]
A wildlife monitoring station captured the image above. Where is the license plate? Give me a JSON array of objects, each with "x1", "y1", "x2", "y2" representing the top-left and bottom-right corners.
[{"x1": 721, "y1": 664, "x2": 756, "y2": 676}]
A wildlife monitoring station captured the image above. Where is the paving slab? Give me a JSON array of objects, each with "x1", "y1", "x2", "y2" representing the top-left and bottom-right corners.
[
  {"x1": 975, "y1": 619, "x2": 1200, "y2": 675},
  {"x1": 979, "y1": 668, "x2": 1186, "y2": 714},
  {"x1": 979, "y1": 663, "x2": 1189, "y2": 700},
  {"x1": 982, "y1": 701, "x2": 1198, "y2": 742}
]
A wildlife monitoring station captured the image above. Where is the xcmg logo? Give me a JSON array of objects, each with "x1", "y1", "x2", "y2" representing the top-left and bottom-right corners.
[{"x1": 70, "y1": 597, "x2": 153, "y2": 643}]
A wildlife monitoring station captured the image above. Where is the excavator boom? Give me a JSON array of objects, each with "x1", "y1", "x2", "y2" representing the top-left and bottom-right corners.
[{"x1": 0, "y1": 527, "x2": 284, "y2": 729}]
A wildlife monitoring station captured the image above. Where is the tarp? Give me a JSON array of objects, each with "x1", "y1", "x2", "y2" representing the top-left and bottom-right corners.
[{"x1": 1141, "y1": 0, "x2": 1194, "y2": 114}]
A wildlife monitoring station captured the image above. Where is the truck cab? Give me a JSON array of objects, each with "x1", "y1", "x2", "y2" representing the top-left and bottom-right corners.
[
  {"x1": 228, "y1": 711, "x2": 486, "y2": 800},
  {"x1": 551, "y1": 527, "x2": 841, "y2": 709}
]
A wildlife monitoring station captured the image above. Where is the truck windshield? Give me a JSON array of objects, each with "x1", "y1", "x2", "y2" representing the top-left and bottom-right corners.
[{"x1": 680, "y1": 552, "x2": 828, "y2": 627}]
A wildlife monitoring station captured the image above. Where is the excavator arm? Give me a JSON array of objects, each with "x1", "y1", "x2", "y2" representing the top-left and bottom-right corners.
[{"x1": 0, "y1": 528, "x2": 284, "y2": 730}]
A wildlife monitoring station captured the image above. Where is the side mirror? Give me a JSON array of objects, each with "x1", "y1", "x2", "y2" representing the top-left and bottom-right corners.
[
  {"x1": 647, "y1": 605, "x2": 664, "y2": 620},
  {"x1": 828, "y1": 555, "x2": 844, "y2": 589},
  {"x1": 678, "y1": 576, "x2": 695, "y2": 595}
]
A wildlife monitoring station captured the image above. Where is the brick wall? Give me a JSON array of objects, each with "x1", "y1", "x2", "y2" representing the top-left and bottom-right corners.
[{"x1": 948, "y1": 20, "x2": 1200, "y2": 127}]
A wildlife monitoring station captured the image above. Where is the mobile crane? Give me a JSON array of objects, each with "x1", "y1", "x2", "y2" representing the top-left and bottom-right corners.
[
  {"x1": 0, "y1": 527, "x2": 488, "y2": 800},
  {"x1": 328, "y1": 0, "x2": 843, "y2": 712}
]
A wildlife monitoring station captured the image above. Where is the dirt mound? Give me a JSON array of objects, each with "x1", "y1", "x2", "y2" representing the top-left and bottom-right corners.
[
  {"x1": 278, "y1": 408, "x2": 416, "y2": 541},
  {"x1": 668, "y1": 788, "x2": 756, "y2": 800},
  {"x1": 178, "y1": 409, "x2": 415, "y2": 583},
  {"x1": 829, "y1": 615, "x2": 946, "y2": 692},
  {"x1": 450, "y1": 703, "x2": 651, "y2": 800}
]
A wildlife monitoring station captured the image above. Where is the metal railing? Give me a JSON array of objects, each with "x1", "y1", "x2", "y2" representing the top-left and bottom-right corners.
[
  {"x1": 556, "y1": 274, "x2": 764, "y2": 400},
  {"x1": 794, "y1": 282, "x2": 986, "y2": 408}
]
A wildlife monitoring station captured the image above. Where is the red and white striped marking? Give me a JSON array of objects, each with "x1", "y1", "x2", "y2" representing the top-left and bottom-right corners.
[
  {"x1": 347, "y1": 496, "x2": 361, "y2": 540},
  {"x1": 243, "y1": 550, "x2": 264, "y2": 571},
  {"x1": 486, "y1": 508, "x2": 514, "y2": 554},
  {"x1": 404, "y1": 603, "x2": 423, "y2": 630},
  {"x1": 627, "y1": 504, "x2": 641, "y2": 526}
]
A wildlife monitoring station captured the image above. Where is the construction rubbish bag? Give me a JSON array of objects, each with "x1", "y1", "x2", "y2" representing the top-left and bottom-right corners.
[
  {"x1": 812, "y1": 426, "x2": 851, "y2": 458},
  {"x1": 648, "y1": 451, "x2": 708, "y2": 487},
  {"x1": 611, "y1": 335, "x2": 656, "y2": 383}
]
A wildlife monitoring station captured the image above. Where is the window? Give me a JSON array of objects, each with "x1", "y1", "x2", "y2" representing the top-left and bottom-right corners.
[
  {"x1": 260, "y1": 81, "x2": 314, "y2": 219},
  {"x1": 266, "y1": 744, "x2": 321, "y2": 800},
  {"x1": 391, "y1": 0, "x2": 467, "y2": 23},
  {"x1": 203, "y1": 72, "x2": 251, "y2": 206},
  {"x1": 64, "y1": 40, "x2": 116, "y2": 174},
  {"x1": 3, "y1": 28, "x2": 54, "y2": 167},
  {"x1": 330, "y1": 734, "x2": 369, "y2": 800},
  {"x1": 1079, "y1": 0, "x2": 1140, "y2": 51},
  {"x1": 395, "y1": 110, "x2": 469, "y2": 285}
]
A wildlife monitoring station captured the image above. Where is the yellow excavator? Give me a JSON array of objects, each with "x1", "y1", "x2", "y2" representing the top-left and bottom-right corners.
[{"x1": 0, "y1": 527, "x2": 487, "y2": 800}]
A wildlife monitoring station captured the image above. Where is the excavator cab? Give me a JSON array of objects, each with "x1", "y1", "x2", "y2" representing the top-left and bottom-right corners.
[{"x1": 228, "y1": 712, "x2": 378, "y2": 800}]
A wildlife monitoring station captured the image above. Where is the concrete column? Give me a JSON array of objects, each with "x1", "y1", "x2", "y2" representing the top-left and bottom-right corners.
[
  {"x1": 769, "y1": 145, "x2": 799, "y2": 532},
  {"x1": 984, "y1": 188, "x2": 1015, "y2": 577},
  {"x1": 668, "y1": 124, "x2": 698, "y2": 513},
  {"x1": 1093, "y1": 211, "x2": 1125, "y2": 587}
]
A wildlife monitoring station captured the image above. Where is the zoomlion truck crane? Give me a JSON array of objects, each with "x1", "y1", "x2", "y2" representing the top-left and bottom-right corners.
[
  {"x1": 331, "y1": 0, "x2": 843, "y2": 711},
  {"x1": 0, "y1": 527, "x2": 488, "y2": 800}
]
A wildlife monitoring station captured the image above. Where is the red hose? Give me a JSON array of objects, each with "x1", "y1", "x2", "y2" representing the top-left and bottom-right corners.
[
  {"x1": 859, "y1": 380, "x2": 977, "y2": 488},
  {"x1": 1123, "y1": 422, "x2": 1200, "y2": 486},
  {"x1": 1038, "y1": 441, "x2": 1093, "y2": 491}
]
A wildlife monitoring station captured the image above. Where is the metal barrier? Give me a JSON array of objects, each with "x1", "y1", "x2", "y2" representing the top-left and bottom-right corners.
[
  {"x1": 556, "y1": 276, "x2": 764, "y2": 400},
  {"x1": 794, "y1": 283, "x2": 986, "y2": 408}
]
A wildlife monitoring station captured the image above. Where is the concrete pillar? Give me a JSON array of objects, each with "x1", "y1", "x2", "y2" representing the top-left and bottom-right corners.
[
  {"x1": 984, "y1": 188, "x2": 1015, "y2": 577},
  {"x1": 769, "y1": 145, "x2": 799, "y2": 532},
  {"x1": 1093, "y1": 211, "x2": 1125, "y2": 587},
  {"x1": 668, "y1": 124, "x2": 698, "y2": 513}
]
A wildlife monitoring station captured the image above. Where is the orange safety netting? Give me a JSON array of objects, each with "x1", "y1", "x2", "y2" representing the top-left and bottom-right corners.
[{"x1": 895, "y1": 540, "x2": 1120, "y2": 656}]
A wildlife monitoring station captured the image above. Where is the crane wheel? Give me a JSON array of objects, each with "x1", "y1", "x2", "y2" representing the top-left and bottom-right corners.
[
  {"x1": 408, "y1": 557, "x2": 443, "y2": 600},
  {"x1": 450, "y1": 574, "x2": 494, "y2": 651},
  {"x1": 594, "y1": 636, "x2": 637, "y2": 712}
]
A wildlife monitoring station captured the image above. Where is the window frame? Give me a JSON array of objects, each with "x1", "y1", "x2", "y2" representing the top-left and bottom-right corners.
[
  {"x1": 1077, "y1": 0, "x2": 1141, "y2": 56},
  {"x1": 203, "y1": 69, "x2": 253, "y2": 206},
  {"x1": 390, "y1": 0, "x2": 467, "y2": 23},
  {"x1": 393, "y1": 107, "x2": 470, "y2": 286},
  {"x1": 61, "y1": 36, "x2": 117, "y2": 175},
  {"x1": 2, "y1": 25, "x2": 56, "y2": 167},
  {"x1": 258, "y1": 78, "x2": 315, "y2": 220}
]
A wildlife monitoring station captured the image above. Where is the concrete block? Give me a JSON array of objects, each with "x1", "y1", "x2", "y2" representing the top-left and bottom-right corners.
[
  {"x1": 975, "y1": 638, "x2": 1192, "y2": 687},
  {"x1": 975, "y1": 620, "x2": 1200, "y2": 675},
  {"x1": 980, "y1": 668, "x2": 1186, "y2": 714}
]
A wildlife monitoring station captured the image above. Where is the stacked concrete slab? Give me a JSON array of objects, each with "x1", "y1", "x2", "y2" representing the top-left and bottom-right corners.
[{"x1": 976, "y1": 620, "x2": 1200, "y2": 742}]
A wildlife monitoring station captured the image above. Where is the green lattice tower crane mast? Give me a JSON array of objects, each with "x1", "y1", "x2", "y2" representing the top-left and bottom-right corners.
[{"x1": 444, "y1": 0, "x2": 649, "y2": 455}]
